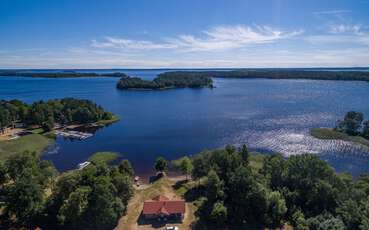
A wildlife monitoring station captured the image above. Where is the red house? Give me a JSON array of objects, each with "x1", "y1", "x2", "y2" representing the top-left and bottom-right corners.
[{"x1": 142, "y1": 195, "x2": 185, "y2": 221}]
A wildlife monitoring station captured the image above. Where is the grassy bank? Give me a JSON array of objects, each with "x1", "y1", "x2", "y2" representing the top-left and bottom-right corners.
[
  {"x1": 311, "y1": 128, "x2": 369, "y2": 147},
  {"x1": 0, "y1": 134, "x2": 53, "y2": 161},
  {"x1": 95, "y1": 115, "x2": 120, "y2": 126},
  {"x1": 88, "y1": 151, "x2": 120, "y2": 163}
]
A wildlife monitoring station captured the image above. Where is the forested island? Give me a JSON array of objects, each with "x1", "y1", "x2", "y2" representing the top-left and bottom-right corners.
[
  {"x1": 158, "y1": 69, "x2": 369, "y2": 82},
  {"x1": 0, "y1": 70, "x2": 127, "y2": 78},
  {"x1": 116, "y1": 74, "x2": 213, "y2": 90}
]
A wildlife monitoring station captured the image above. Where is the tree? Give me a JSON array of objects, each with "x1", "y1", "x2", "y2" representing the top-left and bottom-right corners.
[
  {"x1": 210, "y1": 202, "x2": 228, "y2": 227},
  {"x1": 57, "y1": 186, "x2": 91, "y2": 228},
  {"x1": 307, "y1": 212, "x2": 345, "y2": 230},
  {"x1": 118, "y1": 160, "x2": 134, "y2": 178},
  {"x1": 228, "y1": 165, "x2": 268, "y2": 225},
  {"x1": 42, "y1": 116, "x2": 54, "y2": 132},
  {"x1": 4, "y1": 174, "x2": 44, "y2": 227},
  {"x1": 191, "y1": 152, "x2": 211, "y2": 180},
  {"x1": 112, "y1": 173, "x2": 134, "y2": 205},
  {"x1": 205, "y1": 170, "x2": 224, "y2": 202},
  {"x1": 179, "y1": 156, "x2": 193, "y2": 180},
  {"x1": 239, "y1": 144, "x2": 249, "y2": 163},
  {"x1": 85, "y1": 176, "x2": 125, "y2": 230},
  {"x1": 336, "y1": 111, "x2": 364, "y2": 135},
  {"x1": 0, "y1": 161, "x2": 7, "y2": 187},
  {"x1": 362, "y1": 121, "x2": 369, "y2": 138},
  {"x1": 292, "y1": 210, "x2": 309, "y2": 230},
  {"x1": 154, "y1": 156, "x2": 168, "y2": 173},
  {"x1": 225, "y1": 144, "x2": 236, "y2": 154},
  {"x1": 266, "y1": 191, "x2": 287, "y2": 228}
]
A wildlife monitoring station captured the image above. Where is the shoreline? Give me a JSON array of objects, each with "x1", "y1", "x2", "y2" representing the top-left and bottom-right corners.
[{"x1": 311, "y1": 128, "x2": 369, "y2": 149}]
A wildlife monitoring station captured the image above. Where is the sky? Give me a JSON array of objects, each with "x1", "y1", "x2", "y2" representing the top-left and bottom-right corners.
[{"x1": 1, "y1": 0, "x2": 369, "y2": 69}]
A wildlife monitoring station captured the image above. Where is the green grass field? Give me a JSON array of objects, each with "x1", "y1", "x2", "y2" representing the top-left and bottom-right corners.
[
  {"x1": 0, "y1": 134, "x2": 53, "y2": 161},
  {"x1": 88, "y1": 151, "x2": 121, "y2": 163},
  {"x1": 311, "y1": 128, "x2": 369, "y2": 148}
]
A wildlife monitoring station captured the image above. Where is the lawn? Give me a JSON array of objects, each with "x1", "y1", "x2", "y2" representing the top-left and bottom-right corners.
[
  {"x1": 115, "y1": 177, "x2": 196, "y2": 230},
  {"x1": 0, "y1": 134, "x2": 53, "y2": 161},
  {"x1": 311, "y1": 128, "x2": 369, "y2": 148},
  {"x1": 88, "y1": 151, "x2": 121, "y2": 163}
]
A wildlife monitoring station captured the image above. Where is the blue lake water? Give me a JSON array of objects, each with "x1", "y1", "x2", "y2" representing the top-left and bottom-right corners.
[{"x1": 1, "y1": 69, "x2": 369, "y2": 176}]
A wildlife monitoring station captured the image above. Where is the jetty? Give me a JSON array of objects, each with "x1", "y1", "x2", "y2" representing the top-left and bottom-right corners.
[{"x1": 55, "y1": 130, "x2": 93, "y2": 140}]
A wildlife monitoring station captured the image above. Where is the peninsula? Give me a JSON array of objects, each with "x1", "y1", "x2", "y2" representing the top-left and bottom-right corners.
[
  {"x1": 0, "y1": 98, "x2": 119, "y2": 159},
  {"x1": 311, "y1": 111, "x2": 369, "y2": 148}
]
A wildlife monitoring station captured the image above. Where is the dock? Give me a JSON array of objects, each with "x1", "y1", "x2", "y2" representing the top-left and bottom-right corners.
[{"x1": 55, "y1": 130, "x2": 93, "y2": 140}]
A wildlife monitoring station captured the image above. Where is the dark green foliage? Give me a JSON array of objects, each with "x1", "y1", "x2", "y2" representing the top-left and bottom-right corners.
[
  {"x1": 362, "y1": 121, "x2": 369, "y2": 138},
  {"x1": 336, "y1": 111, "x2": 364, "y2": 135},
  {"x1": 0, "y1": 162, "x2": 7, "y2": 187},
  {"x1": 262, "y1": 154, "x2": 346, "y2": 222},
  {"x1": 0, "y1": 70, "x2": 127, "y2": 78},
  {"x1": 189, "y1": 147, "x2": 369, "y2": 229},
  {"x1": 291, "y1": 210, "x2": 309, "y2": 230},
  {"x1": 179, "y1": 156, "x2": 193, "y2": 180},
  {"x1": 240, "y1": 144, "x2": 249, "y2": 163},
  {"x1": 42, "y1": 116, "x2": 55, "y2": 132},
  {"x1": 307, "y1": 212, "x2": 345, "y2": 230},
  {"x1": 1, "y1": 151, "x2": 57, "y2": 228},
  {"x1": 154, "y1": 156, "x2": 168, "y2": 172},
  {"x1": 4, "y1": 174, "x2": 44, "y2": 226},
  {"x1": 0, "y1": 99, "x2": 28, "y2": 131},
  {"x1": 265, "y1": 191, "x2": 287, "y2": 228},
  {"x1": 45, "y1": 162, "x2": 133, "y2": 230},
  {"x1": 210, "y1": 202, "x2": 227, "y2": 226},
  {"x1": 159, "y1": 70, "x2": 369, "y2": 82},
  {"x1": 0, "y1": 152, "x2": 134, "y2": 230},
  {"x1": 118, "y1": 159, "x2": 134, "y2": 178},
  {"x1": 0, "y1": 98, "x2": 114, "y2": 131},
  {"x1": 116, "y1": 73, "x2": 213, "y2": 90}
]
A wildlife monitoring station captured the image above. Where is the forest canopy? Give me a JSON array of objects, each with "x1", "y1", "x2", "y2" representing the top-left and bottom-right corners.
[
  {"x1": 0, "y1": 71, "x2": 127, "y2": 78},
  {"x1": 158, "y1": 70, "x2": 369, "y2": 82},
  {"x1": 116, "y1": 74, "x2": 213, "y2": 90},
  {"x1": 0, "y1": 98, "x2": 114, "y2": 131},
  {"x1": 186, "y1": 146, "x2": 369, "y2": 230}
]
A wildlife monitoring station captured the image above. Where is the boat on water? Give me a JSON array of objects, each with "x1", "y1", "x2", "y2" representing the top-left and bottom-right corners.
[{"x1": 77, "y1": 161, "x2": 91, "y2": 169}]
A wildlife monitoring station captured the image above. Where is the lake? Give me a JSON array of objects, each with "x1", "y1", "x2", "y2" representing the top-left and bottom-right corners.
[{"x1": 1, "y1": 69, "x2": 369, "y2": 177}]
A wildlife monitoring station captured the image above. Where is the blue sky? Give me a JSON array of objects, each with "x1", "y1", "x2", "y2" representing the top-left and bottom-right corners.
[{"x1": 1, "y1": 0, "x2": 369, "y2": 68}]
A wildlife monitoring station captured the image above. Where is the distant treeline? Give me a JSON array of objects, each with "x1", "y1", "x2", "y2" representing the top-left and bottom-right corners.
[
  {"x1": 0, "y1": 71, "x2": 127, "y2": 78},
  {"x1": 159, "y1": 70, "x2": 369, "y2": 82},
  {"x1": 116, "y1": 74, "x2": 213, "y2": 90},
  {"x1": 0, "y1": 98, "x2": 114, "y2": 131}
]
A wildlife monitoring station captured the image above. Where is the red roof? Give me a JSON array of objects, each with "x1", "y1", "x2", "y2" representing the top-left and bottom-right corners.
[{"x1": 143, "y1": 195, "x2": 185, "y2": 215}]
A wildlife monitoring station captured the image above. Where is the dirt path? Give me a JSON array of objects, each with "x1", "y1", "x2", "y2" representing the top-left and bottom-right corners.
[{"x1": 115, "y1": 177, "x2": 196, "y2": 230}]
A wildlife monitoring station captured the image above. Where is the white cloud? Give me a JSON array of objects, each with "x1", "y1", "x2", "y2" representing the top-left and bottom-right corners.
[
  {"x1": 313, "y1": 10, "x2": 352, "y2": 16},
  {"x1": 328, "y1": 24, "x2": 363, "y2": 34},
  {"x1": 306, "y1": 23, "x2": 369, "y2": 45},
  {"x1": 91, "y1": 25, "x2": 302, "y2": 52},
  {"x1": 91, "y1": 37, "x2": 177, "y2": 50},
  {"x1": 171, "y1": 25, "x2": 303, "y2": 52}
]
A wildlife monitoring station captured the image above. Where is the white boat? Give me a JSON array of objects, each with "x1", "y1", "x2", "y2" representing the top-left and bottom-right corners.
[{"x1": 77, "y1": 161, "x2": 91, "y2": 169}]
